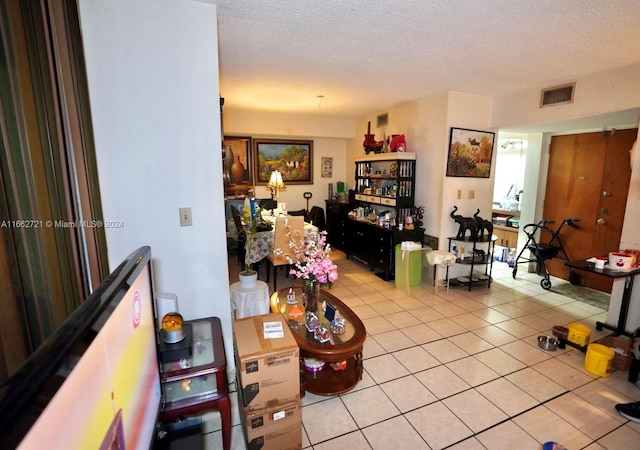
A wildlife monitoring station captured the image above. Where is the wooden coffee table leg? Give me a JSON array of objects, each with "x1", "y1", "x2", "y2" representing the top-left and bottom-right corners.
[{"x1": 355, "y1": 348, "x2": 364, "y2": 380}]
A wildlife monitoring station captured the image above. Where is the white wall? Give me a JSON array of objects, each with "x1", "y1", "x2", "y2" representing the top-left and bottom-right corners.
[
  {"x1": 415, "y1": 93, "x2": 450, "y2": 238},
  {"x1": 224, "y1": 110, "x2": 355, "y2": 139},
  {"x1": 492, "y1": 64, "x2": 640, "y2": 130},
  {"x1": 78, "y1": 1, "x2": 234, "y2": 362},
  {"x1": 441, "y1": 92, "x2": 494, "y2": 242}
]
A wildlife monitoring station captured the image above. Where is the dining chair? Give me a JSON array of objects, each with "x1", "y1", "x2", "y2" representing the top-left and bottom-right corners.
[
  {"x1": 230, "y1": 205, "x2": 246, "y2": 269},
  {"x1": 308, "y1": 206, "x2": 326, "y2": 231},
  {"x1": 266, "y1": 216, "x2": 304, "y2": 290}
]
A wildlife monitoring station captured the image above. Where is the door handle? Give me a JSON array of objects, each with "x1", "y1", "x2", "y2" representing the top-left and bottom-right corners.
[
  {"x1": 596, "y1": 218, "x2": 606, "y2": 225},
  {"x1": 602, "y1": 191, "x2": 611, "y2": 197}
]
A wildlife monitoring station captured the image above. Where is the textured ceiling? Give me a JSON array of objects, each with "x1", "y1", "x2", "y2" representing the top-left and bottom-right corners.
[{"x1": 213, "y1": 0, "x2": 640, "y2": 120}]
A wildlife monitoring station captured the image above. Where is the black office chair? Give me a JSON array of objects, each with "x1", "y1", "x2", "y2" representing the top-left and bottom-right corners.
[
  {"x1": 258, "y1": 198, "x2": 277, "y2": 211},
  {"x1": 287, "y1": 209, "x2": 308, "y2": 221},
  {"x1": 308, "y1": 206, "x2": 326, "y2": 231}
]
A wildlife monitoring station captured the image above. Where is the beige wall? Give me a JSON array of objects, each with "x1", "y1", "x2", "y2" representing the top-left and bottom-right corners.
[{"x1": 223, "y1": 111, "x2": 354, "y2": 212}]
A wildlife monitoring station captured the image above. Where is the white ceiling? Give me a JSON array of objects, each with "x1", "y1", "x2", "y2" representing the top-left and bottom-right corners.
[{"x1": 213, "y1": 0, "x2": 640, "y2": 125}]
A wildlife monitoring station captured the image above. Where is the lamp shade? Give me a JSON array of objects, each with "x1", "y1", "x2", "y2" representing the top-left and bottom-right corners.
[
  {"x1": 267, "y1": 170, "x2": 285, "y2": 198},
  {"x1": 268, "y1": 170, "x2": 284, "y2": 188}
]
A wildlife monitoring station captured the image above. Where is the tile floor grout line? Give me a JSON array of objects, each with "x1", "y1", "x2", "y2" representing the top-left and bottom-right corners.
[{"x1": 225, "y1": 249, "x2": 630, "y2": 449}]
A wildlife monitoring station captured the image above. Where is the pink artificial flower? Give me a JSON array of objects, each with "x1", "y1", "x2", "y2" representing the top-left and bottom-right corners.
[{"x1": 282, "y1": 229, "x2": 338, "y2": 288}]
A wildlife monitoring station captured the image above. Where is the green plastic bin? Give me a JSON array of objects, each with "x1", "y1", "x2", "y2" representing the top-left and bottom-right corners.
[{"x1": 395, "y1": 242, "x2": 423, "y2": 289}]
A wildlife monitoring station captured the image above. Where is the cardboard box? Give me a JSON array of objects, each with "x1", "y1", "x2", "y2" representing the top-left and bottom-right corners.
[
  {"x1": 241, "y1": 401, "x2": 302, "y2": 450},
  {"x1": 234, "y1": 313, "x2": 300, "y2": 413}
]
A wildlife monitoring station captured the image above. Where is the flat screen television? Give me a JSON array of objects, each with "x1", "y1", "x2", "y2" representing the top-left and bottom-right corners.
[{"x1": 0, "y1": 246, "x2": 162, "y2": 449}]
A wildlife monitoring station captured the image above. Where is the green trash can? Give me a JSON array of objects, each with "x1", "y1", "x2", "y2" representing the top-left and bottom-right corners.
[{"x1": 395, "y1": 242, "x2": 423, "y2": 289}]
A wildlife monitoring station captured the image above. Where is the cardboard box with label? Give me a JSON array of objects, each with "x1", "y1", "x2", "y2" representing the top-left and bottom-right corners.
[
  {"x1": 233, "y1": 313, "x2": 300, "y2": 413},
  {"x1": 241, "y1": 401, "x2": 302, "y2": 450}
]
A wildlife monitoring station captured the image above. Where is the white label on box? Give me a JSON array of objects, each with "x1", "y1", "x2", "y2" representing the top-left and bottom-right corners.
[
  {"x1": 272, "y1": 410, "x2": 286, "y2": 421},
  {"x1": 263, "y1": 321, "x2": 284, "y2": 339}
]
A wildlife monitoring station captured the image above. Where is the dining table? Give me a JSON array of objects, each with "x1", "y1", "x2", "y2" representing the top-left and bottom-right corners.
[{"x1": 228, "y1": 216, "x2": 318, "y2": 265}]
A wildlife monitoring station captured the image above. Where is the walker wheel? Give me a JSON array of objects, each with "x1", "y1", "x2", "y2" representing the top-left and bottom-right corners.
[{"x1": 541, "y1": 278, "x2": 552, "y2": 290}]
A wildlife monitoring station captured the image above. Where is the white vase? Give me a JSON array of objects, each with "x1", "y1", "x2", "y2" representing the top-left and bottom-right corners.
[{"x1": 239, "y1": 270, "x2": 258, "y2": 288}]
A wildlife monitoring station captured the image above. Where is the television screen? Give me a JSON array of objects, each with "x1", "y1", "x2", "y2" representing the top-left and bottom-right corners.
[{"x1": 0, "y1": 246, "x2": 162, "y2": 450}]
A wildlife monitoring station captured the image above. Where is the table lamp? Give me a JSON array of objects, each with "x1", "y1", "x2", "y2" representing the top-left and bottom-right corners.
[{"x1": 267, "y1": 170, "x2": 286, "y2": 201}]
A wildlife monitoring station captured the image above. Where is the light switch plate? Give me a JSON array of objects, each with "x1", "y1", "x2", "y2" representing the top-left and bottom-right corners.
[{"x1": 179, "y1": 207, "x2": 192, "y2": 226}]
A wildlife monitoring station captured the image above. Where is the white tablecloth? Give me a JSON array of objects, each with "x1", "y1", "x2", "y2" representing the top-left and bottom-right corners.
[{"x1": 229, "y1": 280, "x2": 270, "y2": 319}]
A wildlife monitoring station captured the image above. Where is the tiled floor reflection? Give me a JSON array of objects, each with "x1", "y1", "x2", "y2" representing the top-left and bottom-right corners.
[{"x1": 206, "y1": 249, "x2": 640, "y2": 449}]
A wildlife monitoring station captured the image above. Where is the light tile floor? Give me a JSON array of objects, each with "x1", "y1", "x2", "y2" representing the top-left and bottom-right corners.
[{"x1": 208, "y1": 249, "x2": 640, "y2": 449}]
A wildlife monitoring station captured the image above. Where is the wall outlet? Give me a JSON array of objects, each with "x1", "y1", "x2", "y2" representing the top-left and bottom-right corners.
[
  {"x1": 457, "y1": 189, "x2": 462, "y2": 199},
  {"x1": 179, "y1": 207, "x2": 193, "y2": 226},
  {"x1": 468, "y1": 190, "x2": 475, "y2": 199}
]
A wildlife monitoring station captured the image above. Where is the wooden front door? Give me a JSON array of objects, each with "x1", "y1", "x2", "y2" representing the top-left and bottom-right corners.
[{"x1": 542, "y1": 128, "x2": 637, "y2": 292}]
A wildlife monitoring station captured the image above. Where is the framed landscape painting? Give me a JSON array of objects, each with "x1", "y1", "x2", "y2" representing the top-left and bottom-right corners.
[
  {"x1": 446, "y1": 127, "x2": 495, "y2": 178},
  {"x1": 253, "y1": 139, "x2": 313, "y2": 184}
]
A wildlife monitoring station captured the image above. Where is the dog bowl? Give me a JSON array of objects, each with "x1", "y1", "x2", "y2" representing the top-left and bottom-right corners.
[
  {"x1": 538, "y1": 335, "x2": 559, "y2": 351},
  {"x1": 551, "y1": 325, "x2": 569, "y2": 341}
]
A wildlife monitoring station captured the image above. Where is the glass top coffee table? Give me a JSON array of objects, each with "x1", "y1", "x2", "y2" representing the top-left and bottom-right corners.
[{"x1": 270, "y1": 286, "x2": 366, "y2": 396}]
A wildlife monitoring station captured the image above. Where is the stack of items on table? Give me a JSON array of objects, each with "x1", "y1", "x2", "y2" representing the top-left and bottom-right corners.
[{"x1": 233, "y1": 313, "x2": 301, "y2": 450}]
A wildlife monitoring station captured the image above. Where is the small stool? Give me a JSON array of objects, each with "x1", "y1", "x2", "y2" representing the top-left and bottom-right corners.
[{"x1": 426, "y1": 250, "x2": 456, "y2": 293}]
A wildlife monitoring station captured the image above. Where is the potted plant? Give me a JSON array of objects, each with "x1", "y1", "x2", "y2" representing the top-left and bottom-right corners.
[{"x1": 239, "y1": 206, "x2": 264, "y2": 288}]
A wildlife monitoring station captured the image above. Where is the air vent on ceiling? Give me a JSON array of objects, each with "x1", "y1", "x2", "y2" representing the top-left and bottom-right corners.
[{"x1": 540, "y1": 82, "x2": 575, "y2": 107}]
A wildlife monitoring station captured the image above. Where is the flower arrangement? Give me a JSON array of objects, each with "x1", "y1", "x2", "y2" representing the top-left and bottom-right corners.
[{"x1": 282, "y1": 229, "x2": 338, "y2": 288}]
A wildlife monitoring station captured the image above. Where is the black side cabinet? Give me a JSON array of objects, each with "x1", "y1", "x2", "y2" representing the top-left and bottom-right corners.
[
  {"x1": 345, "y1": 218, "x2": 424, "y2": 280},
  {"x1": 325, "y1": 200, "x2": 353, "y2": 251}
]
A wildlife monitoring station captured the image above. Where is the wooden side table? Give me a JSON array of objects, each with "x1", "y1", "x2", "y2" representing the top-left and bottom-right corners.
[{"x1": 159, "y1": 317, "x2": 230, "y2": 450}]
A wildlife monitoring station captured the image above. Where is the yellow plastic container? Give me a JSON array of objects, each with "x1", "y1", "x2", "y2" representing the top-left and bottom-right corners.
[
  {"x1": 584, "y1": 343, "x2": 614, "y2": 377},
  {"x1": 567, "y1": 322, "x2": 591, "y2": 347}
]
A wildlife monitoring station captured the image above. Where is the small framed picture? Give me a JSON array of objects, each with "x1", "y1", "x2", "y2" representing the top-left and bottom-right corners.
[
  {"x1": 321, "y1": 156, "x2": 333, "y2": 178},
  {"x1": 324, "y1": 303, "x2": 336, "y2": 322}
]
